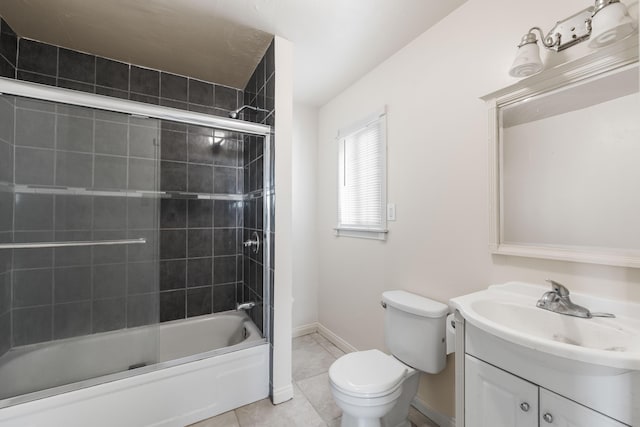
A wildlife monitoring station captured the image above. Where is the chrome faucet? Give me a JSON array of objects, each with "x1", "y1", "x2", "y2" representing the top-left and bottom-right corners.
[
  {"x1": 536, "y1": 279, "x2": 615, "y2": 318},
  {"x1": 236, "y1": 301, "x2": 255, "y2": 311}
]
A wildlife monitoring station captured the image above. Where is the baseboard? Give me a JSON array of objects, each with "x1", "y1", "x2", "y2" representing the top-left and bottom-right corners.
[
  {"x1": 292, "y1": 323, "x2": 318, "y2": 338},
  {"x1": 316, "y1": 323, "x2": 358, "y2": 353},
  {"x1": 271, "y1": 383, "x2": 294, "y2": 405},
  {"x1": 412, "y1": 395, "x2": 456, "y2": 427},
  {"x1": 292, "y1": 322, "x2": 358, "y2": 355}
]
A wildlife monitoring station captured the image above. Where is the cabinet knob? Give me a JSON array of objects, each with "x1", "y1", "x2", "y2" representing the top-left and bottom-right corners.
[
  {"x1": 519, "y1": 402, "x2": 530, "y2": 412},
  {"x1": 543, "y1": 413, "x2": 554, "y2": 423}
]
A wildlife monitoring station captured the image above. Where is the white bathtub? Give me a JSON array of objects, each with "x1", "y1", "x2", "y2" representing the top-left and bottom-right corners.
[{"x1": 0, "y1": 311, "x2": 270, "y2": 427}]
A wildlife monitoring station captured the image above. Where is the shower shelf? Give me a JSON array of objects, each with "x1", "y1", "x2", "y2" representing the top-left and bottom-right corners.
[{"x1": 0, "y1": 238, "x2": 146, "y2": 250}]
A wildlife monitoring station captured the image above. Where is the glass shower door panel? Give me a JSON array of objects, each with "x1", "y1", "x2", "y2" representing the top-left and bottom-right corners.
[
  {"x1": 241, "y1": 133, "x2": 268, "y2": 338},
  {"x1": 0, "y1": 95, "x2": 160, "y2": 404},
  {"x1": 0, "y1": 95, "x2": 14, "y2": 367}
]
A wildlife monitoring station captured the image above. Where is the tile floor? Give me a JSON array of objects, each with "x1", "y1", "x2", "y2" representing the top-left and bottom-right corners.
[{"x1": 189, "y1": 333, "x2": 438, "y2": 427}]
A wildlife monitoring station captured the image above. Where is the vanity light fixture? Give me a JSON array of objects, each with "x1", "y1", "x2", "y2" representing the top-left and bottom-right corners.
[
  {"x1": 509, "y1": 0, "x2": 637, "y2": 77},
  {"x1": 589, "y1": 0, "x2": 637, "y2": 47}
]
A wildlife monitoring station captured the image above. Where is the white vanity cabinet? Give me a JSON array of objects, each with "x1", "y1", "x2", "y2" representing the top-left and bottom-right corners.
[
  {"x1": 465, "y1": 354, "x2": 627, "y2": 427},
  {"x1": 465, "y1": 354, "x2": 537, "y2": 427},
  {"x1": 539, "y1": 388, "x2": 627, "y2": 427},
  {"x1": 451, "y1": 283, "x2": 640, "y2": 427}
]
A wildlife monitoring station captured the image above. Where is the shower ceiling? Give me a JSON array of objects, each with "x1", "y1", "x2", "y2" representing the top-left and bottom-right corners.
[{"x1": 0, "y1": 0, "x2": 467, "y2": 106}]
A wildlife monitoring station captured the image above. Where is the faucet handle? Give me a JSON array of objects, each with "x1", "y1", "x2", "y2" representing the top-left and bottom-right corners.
[{"x1": 545, "y1": 279, "x2": 570, "y2": 297}]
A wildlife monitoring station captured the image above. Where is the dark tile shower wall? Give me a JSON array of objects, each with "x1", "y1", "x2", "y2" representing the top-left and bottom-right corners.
[
  {"x1": 242, "y1": 40, "x2": 275, "y2": 338},
  {"x1": 0, "y1": 15, "x2": 274, "y2": 346},
  {"x1": 242, "y1": 135, "x2": 265, "y2": 333},
  {"x1": 0, "y1": 94, "x2": 14, "y2": 357},
  {"x1": 158, "y1": 121, "x2": 244, "y2": 321},
  {"x1": 8, "y1": 30, "x2": 250, "y2": 326},
  {"x1": 0, "y1": 18, "x2": 17, "y2": 79},
  {"x1": 14, "y1": 38, "x2": 243, "y2": 118},
  {"x1": 0, "y1": 20, "x2": 18, "y2": 356},
  {"x1": 7, "y1": 99, "x2": 160, "y2": 346}
]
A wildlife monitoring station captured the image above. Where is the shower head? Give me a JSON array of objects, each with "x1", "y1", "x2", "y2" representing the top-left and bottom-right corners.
[{"x1": 228, "y1": 105, "x2": 270, "y2": 119}]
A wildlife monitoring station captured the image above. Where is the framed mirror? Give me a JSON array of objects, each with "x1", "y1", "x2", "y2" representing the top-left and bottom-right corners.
[{"x1": 482, "y1": 41, "x2": 639, "y2": 268}]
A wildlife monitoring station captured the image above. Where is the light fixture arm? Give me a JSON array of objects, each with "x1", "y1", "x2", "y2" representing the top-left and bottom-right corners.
[
  {"x1": 522, "y1": 27, "x2": 559, "y2": 49},
  {"x1": 517, "y1": 7, "x2": 595, "y2": 52}
]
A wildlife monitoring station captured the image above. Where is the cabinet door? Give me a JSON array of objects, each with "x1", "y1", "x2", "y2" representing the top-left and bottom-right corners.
[
  {"x1": 539, "y1": 389, "x2": 628, "y2": 427},
  {"x1": 465, "y1": 355, "x2": 538, "y2": 427}
]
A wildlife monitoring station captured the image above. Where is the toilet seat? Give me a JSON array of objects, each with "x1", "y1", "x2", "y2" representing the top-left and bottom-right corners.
[{"x1": 329, "y1": 349, "x2": 408, "y2": 398}]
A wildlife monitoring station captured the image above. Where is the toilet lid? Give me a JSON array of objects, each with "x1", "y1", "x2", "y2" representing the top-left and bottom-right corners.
[{"x1": 329, "y1": 349, "x2": 407, "y2": 396}]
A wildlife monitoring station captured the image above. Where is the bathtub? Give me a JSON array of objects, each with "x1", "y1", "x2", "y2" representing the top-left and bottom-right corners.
[{"x1": 0, "y1": 311, "x2": 269, "y2": 427}]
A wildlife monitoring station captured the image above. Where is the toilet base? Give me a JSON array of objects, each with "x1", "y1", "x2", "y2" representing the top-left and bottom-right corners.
[
  {"x1": 340, "y1": 413, "x2": 383, "y2": 427},
  {"x1": 381, "y1": 368, "x2": 420, "y2": 427},
  {"x1": 337, "y1": 368, "x2": 420, "y2": 427}
]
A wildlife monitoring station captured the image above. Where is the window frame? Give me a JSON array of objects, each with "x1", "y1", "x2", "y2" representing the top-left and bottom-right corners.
[{"x1": 335, "y1": 107, "x2": 388, "y2": 240}]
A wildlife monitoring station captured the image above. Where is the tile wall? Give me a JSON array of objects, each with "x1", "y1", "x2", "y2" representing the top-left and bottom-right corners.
[
  {"x1": 242, "y1": 40, "x2": 275, "y2": 349},
  {"x1": 0, "y1": 94, "x2": 14, "y2": 357},
  {"x1": 8, "y1": 98, "x2": 160, "y2": 346},
  {"x1": 0, "y1": 18, "x2": 17, "y2": 79},
  {"x1": 242, "y1": 134, "x2": 265, "y2": 334},
  {"x1": 0, "y1": 16, "x2": 275, "y2": 352},
  {"x1": 14, "y1": 38, "x2": 243, "y2": 117},
  {"x1": 158, "y1": 121, "x2": 244, "y2": 321}
]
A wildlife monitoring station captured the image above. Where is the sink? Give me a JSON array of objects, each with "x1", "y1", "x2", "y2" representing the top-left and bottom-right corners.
[{"x1": 450, "y1": 282, "x2": 640, "y2": 369}]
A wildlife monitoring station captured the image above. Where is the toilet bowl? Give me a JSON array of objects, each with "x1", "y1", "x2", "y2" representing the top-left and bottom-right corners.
[
  {"x1": 329, "y1": 349, "x2": 413, "y2": 427},
  {"x1": 328, "y1": 290, "x2": 448, "y2": 427}
]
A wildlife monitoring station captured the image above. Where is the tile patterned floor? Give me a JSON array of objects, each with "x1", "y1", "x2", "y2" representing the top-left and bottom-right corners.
[{"x1": 189, "y1": 333, "x2": 438, "y2": 427}]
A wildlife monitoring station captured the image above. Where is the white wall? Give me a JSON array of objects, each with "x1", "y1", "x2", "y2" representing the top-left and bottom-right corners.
[
  {"x1": 292, "y1": 103, "x2": 319, "y2": 330},
  {"x1": 272, "y1": 36, "x2": 294, "y2": 405},
  {"x1": 315, "y1": 0, "x2": 640, "y2": 418}
]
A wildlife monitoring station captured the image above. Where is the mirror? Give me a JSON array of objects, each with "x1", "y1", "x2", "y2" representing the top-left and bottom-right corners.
[{"x1": 483, "y1": 45, "x2": 639, "y2": 268}]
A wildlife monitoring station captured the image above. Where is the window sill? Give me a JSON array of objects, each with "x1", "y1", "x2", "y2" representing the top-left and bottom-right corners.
[{"x1": 334, "y1": 228, "x2": 388, "y2": 241}]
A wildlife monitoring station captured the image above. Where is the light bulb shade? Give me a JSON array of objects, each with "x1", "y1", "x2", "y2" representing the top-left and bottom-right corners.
[
  {"x1": 509, "y1": 42, "x2": 543, "y2": 77},
  {"x1": 589, "y1": 2, "x2": 637, "y2": 48}
]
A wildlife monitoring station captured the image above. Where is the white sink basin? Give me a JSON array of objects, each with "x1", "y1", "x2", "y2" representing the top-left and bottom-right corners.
[{"x1": 450, "y1": 282, "x2": 640, "y2": 369}]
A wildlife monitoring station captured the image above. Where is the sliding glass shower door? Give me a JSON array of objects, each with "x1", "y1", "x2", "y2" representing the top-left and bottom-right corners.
[
  {"x1": 0, "y1": 94, "x2": 161, "y2": 402},
  {"x1": 0, "y1": 85, "x2": 271, "y2": 407}
]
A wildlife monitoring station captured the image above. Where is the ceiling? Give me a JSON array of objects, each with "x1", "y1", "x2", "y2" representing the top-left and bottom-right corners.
[{"x1": 1, "y1": 0, "x2": 466, "y2": 106}]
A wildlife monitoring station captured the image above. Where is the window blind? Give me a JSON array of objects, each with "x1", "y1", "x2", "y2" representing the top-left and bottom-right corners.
[{"x1": 337, "y1": 110, "x2": 387, "y2": 236}]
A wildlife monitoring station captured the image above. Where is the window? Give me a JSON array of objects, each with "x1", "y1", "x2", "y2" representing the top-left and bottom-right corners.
[{"x1": 336, "y1": 108, "x2": 387, "y2": 240}]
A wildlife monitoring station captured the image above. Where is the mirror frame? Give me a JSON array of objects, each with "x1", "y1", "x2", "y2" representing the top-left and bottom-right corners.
[{"x1": 482, "y1": 39, "x2": 639, "y2": 268}]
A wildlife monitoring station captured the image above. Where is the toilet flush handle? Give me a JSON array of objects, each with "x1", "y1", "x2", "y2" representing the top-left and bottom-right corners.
[{"x1": 380, "y1": 301, "x2": 387, "y2": 309}]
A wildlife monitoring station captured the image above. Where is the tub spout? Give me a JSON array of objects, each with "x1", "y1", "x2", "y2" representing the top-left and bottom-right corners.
[{"x1": 236, "y1": 302, "x2": 255, "y2": 311}]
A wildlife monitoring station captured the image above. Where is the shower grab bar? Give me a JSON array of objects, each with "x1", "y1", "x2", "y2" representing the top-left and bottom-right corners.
[{"x1": 0, "y1": 238, "x2": 146, "y2": 250}]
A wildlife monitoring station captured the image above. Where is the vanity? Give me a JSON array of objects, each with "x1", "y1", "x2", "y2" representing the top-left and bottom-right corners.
[
  {"x1": 450, "y1": 282, "x2": 640, "y2": 427},
  {"x1": 451, "y1": 23, "x2": 640, "y2": 427}
]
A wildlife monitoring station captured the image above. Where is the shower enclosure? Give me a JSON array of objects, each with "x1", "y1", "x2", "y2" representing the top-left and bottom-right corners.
[{"x1": 0, "y1": 78, "x2": 272, "y2": 421}]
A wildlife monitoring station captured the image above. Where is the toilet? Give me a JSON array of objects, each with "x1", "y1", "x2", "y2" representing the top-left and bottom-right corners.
[{"x1": 328, "y1": 290, "x2": 448, "y2": 427}]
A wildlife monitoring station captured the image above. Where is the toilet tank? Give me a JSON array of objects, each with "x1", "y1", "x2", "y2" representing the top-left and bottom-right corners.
[{"x1": 382, "y1": 290, "x2": 448, "y2": 374}]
